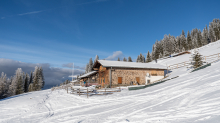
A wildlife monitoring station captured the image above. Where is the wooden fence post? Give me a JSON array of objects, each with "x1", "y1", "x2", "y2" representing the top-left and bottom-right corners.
[
  {"x1": 218, "y1": 53, "x2": 219, "y2": 59},
  {"x1": 79, "y1": 88, "x2": 80, "y2": 96},
  {"x1": 67, "y1": 86, "x2": 68, "y2": 93},
  {"x1": 87, "y1": 88, "x2": 88, "y2": 98},
  {"x1": 105, "y1": 88, "x2": 106, "y2": 95},
  {"x1": 205, "y1": 56, "x2": 206, "y2": 62}
]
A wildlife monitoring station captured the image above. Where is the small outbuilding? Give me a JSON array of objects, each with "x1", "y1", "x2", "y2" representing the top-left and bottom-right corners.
[
  {"x1": 93, "y1": 60, "x2": 167, "y2": 87},
  {"x1": 172, "y1": 51, "x2": 191, "y2": 57},
  {"x1": 78, "y1": 71, "x2": 99, "y2": 86}
]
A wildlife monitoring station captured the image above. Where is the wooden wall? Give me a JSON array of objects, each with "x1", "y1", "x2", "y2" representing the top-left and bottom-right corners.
[
  {"x1": 97, "y1": 65, "x2": 165, "y2": 87},
  {"x1": 98, "y1": 66, "x2": 109, "y2": 87}
]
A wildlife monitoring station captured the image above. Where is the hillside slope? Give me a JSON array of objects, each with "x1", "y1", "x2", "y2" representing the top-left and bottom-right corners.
[{"x1": 1, "y1": 41, "x2": 220, "y2": 123}]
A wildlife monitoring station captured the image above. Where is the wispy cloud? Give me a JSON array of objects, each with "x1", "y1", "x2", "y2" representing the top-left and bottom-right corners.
[
  {"x1": 17, "y1": 11, "x2": 43, "y2": 16},
  {"x1": 77, "y1": 0, "x2": 108, "y2": 5},
  {"x1": 1, "y1": 0, "x2": 108, "y2": 19},
  {"x1": 62, "y1": 63, "x2": 85, "y2": 70},
  {"x1": 105, "y1": 51, "x2": 124, "y2": 60}
]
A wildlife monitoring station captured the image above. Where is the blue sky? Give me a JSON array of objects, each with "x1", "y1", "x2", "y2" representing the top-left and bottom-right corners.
[{"x1": 1, "y1": 0, "x2": 220, "y2": 71}]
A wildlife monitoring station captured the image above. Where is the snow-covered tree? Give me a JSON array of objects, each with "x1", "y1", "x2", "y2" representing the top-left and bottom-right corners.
[
  {"x1": 146, "y1": 51, "x2": 151, "y2": 63},
  {"x1": 181, "y1": 30, "x2": 188, "y2": 51},
  {"x1": 24, "y1": 73, "x2": 29, "y2": 93},
  {"x1": 189, "y1": 49, "x2": 204, "y2": 69},
  {"x1": 28, "y1": 83, "x2": 33, "y2": 92},
  {"x1": 128, "y1": 56, "x2": 132, "y2": 62},
  {"x1": 159, "y1": 53, "x2": 163, "y2": 59},
  {"x1": 197, "y1": 30, "x2": 202, "y2": 47},
  {"x1": 182, "y1": 47, "x2": 185, "y2": 52},
  {"x1": 85, "y1": 64, "x2": 89, "y2": 73},
  {"x1": 32, "y1": 66, "x2": 39, "y2": 91},
  {"x1": 139, "y1": 53, "x2": 145, "y2": 63},
  {"x1": 123, "y1": 57, "x2": 127, "y2": 62},
  {"x1": 94, "y1": 55, "x2": 99, "y2": 63},
  {"x1": 88, "y1": 58, "x2": 93, "y2": 72},
  {"x1": 202, "y1": 26, "x2": 209, "y2": 46},
  {"x1": 187, "y1": 31, "x2": 192, "y2": 50},
  {"x1": 16, "y1": 75, "x2": 24, "y2": 95},
  {"x1": 136, "y1": 55, "x2": 140, "y2": 62},
  {"x1": 0, "y1": 72, "x2": 7, "y2": 98},
  {"x1": 38, "y1": 67, "x2": 45, "y2": 89}
]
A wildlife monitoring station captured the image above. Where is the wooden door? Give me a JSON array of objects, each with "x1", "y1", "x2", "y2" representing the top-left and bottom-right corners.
[
  {"x1": 101, "y1": 78, "x2": 105, "y2": 87},
  {"x1": 136, "y1": 77, "x2": 140, "y2": 84},
  {"x1": 118, "y1": 77, "x2": 122, "y2": 84}
]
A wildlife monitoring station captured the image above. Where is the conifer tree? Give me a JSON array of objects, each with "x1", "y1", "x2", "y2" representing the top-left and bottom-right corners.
[
  {"x1": 0, "y1": 72, "x2": 7, "y2": 98},
  {"x1": 136, "y1": 55, "x2": 140, "y2": 62},
  {"x1": 154, "y1": 40, "x2": 160, "y2": 59},
  {"x1": 29, "y1": 71, "x2": 33, "y2": 85},
  {"x1": 182, "y1": 47, "x2": 185, "y2": 52},
  {"x1": 128, "y1": 56, "x2": 132, "y2": 62},
  {"x1": 159, "y1": 53, "x2": 163, "y2": 58},
  {"x1": 202, "y1": 26, "x2": 209, "y2": 46},
  {"x1": 180, "y1": 31, "x2": 187, "y2": 51},
  {"x1": 94, "y1": 55, "x2": 99, "y2": 63},
  {"x1": 187, "y1": 31, "x2": 192, "y2": 50},
  {"x1": 32, "y1": 66, "x2": 39, "y2": 91},
  {"x1": 197, "y1": 30, "x2": 202, "y2": 47},
  {"x1": 176, "y1": 36, "x2": 181, "y2": 53},
  {"x1": 209, "y1": 24, "x2": 215, "y2": 43},
  {"x1": 139, "y1": 53, "x2": 145, "y2": 63},
  {"x1": 24, "y1": 73, "x2": 29, "y2": 93},
  {"x1": 123, "y1": 57, "x2": 127, "y2": 62},
  {"x1": 38, "y1": 67, "x2": 45, "y2": 89},
  {"x1": 16, "y1": 76, "x2": 24, "y2": 95},
  {"x1": 28, "y1": 83, "x2": 33, "y2": 92},
  {"x1": 85, "y1": 64, "x2": 89, "y2": 73},
  {"x1": 88, "y1": 58, "x2": 93, "y2": 72},
  {"x1": 171, "y1": 36, "x2": 176, "y2": 54},
  {"x1": 117, "y1": 57, "x2": 120, "y2": 61},
  {"x1": 146, "y1": 51, "x2": 152, "y2": 63},
  {"x1": 190, "y1": 49, "x2": 204, "y2": 69}
]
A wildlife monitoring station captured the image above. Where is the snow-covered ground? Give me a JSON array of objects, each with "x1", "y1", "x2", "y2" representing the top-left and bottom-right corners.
[{"x1": 1, "y1": 41, "x2": 220, "y2": 123}]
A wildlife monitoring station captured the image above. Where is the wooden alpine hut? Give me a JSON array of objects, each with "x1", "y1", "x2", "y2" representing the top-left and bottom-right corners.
[{"x1": 93, "y1": 60, "x2": 167, "y2": 88}]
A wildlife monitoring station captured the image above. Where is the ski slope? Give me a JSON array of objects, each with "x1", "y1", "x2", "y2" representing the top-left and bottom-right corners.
[{"x1": 1, "y1": 41, "x2": 220, "y2": 123}]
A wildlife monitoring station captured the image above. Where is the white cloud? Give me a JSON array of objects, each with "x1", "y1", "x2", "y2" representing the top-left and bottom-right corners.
[
  {"x1": 0, "y1": 58, "x2": 84, "y2": 89},
  {"x1": 105, "y1": 51, "x2": 124, "y2": 60}
]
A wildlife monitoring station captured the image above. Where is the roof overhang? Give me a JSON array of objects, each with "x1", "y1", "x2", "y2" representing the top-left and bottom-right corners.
[
  {"x1": 79, "y1": 71, "x2": 98, "y2": 79},
  {"x1": 94, "y1": 60, "x2": 167, "y2": 70}
]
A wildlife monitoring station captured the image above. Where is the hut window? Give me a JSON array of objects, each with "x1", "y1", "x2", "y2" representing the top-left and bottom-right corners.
[{"x1": 118, "y1": 77, "x2": 122, "y2": 84}]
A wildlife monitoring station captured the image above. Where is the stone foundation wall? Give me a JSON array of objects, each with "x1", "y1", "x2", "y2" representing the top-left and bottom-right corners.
[{"x1": 111, "y1": 68, "x2": 164, "y2": 85}]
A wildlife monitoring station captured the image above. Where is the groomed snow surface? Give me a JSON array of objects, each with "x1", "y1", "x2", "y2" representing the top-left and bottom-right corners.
[{"x1": 1, "y1": 41, "x2": 220, "y2": 123}]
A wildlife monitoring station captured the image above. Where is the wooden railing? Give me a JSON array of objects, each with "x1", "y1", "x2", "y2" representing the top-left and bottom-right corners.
[
  {"x1": 168, "y1": 53, "x2": 220, "y2": 70},
  {"x1": 70, "y1": 87, "x2": 121, "y2": 98}
]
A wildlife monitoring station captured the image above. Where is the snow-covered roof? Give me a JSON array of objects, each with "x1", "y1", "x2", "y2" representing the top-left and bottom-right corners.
[
  {"x1": 95, "y1": 60, "x2": 167, "y2": 69},
  {"x1": 79, "y1": 71, "x2": 98, "y2": 79},
  {"x1": 71, "y1": 80, "x2": 79, "y2": 83}
]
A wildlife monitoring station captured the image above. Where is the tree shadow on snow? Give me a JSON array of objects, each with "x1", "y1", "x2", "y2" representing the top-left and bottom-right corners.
[{"x1": 0, "y1": 93, "x2": 32, "y2": 101}]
